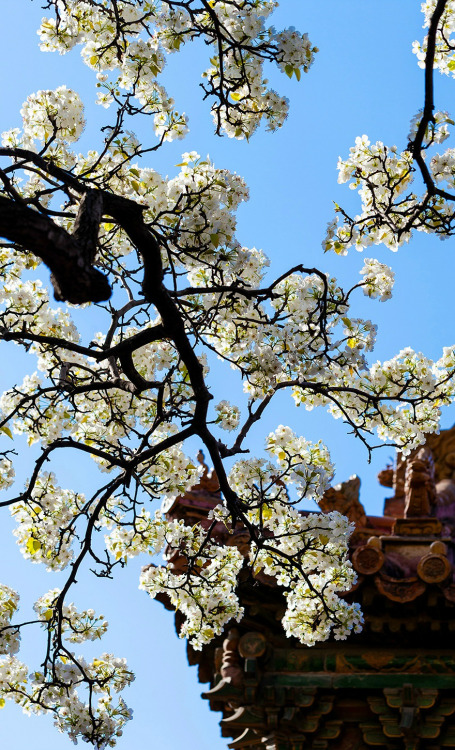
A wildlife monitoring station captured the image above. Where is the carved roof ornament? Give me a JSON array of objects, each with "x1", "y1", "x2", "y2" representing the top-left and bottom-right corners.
[
  {"x1": 403, "y1": 447, "x2": 436, "y2": 518},
  {"x1": 392, "y1": 446, "x2": 442, "y2": 536},
  {"x1": 318, "y1": 475, "x2": 367, "y2": 528},
  {"x1": 381, "y1": 424, "x2": 455, "y2": 531},
  {"x1": 318, "y1": 426, "x2": 455, "y2": 600}
]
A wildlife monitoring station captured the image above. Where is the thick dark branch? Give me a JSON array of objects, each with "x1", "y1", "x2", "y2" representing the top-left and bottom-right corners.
[
  {"x1": 410, "y1": 0, "x2": 453, "y2": 202},
  {"x1": 0, "y1": 323, "x2": 167, "y2": 362},
  {"x1": 108, "y1": 324, "x2": 167, "y2": 357},
  {"x1": 0, "y1": 437, "x2": 128, "y2": 508},
  {"x1": 170, "y1": 265, "x2": 328, "y2": 300},
  {"x1": 72, "y1": 189, "x2": 104, "y2": 265},
  {"x1": 118, "y1": 350, "x2": 160, "y2": 391},
  {"x1": 103, "y1": 199, "x2": 164, "y2": 299},
  {"x1": 412, "y1": 0, "x2": 448, "y2": 156},
  {"x1": 219, "y1": 393, "x2": 273, "y2": 457},
  {"x1": 0, "y1": 195, "x2": 111, "y2": 304},
  {"x1": 0, "y1": 147, "x2": 145, "y2": 217}
]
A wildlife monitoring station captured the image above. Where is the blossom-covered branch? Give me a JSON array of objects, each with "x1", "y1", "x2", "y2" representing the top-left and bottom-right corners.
[{"x1": 323, "y1": 0, "x2": 455, "y2": 255}]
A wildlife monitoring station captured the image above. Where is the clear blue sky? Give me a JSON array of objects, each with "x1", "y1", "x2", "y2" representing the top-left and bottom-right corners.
[{"x1": 1, "y1": 2, "x2": 454, "y2": 748}]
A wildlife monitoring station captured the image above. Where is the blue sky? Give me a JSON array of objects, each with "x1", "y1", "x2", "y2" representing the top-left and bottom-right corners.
[{"x1": 1, "y1": 2, "x2": 454, "y2": 748}]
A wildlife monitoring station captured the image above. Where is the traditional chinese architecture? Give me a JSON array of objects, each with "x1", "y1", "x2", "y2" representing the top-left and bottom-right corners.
[{"x1": 160, "y1": 431, "x2": 455, "y2": 750}]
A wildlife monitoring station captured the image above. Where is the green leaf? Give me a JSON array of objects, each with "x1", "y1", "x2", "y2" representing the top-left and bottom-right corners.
[
  {"x1": 0, "y1": 425, "x2": 13, "y2": 439},
  {"x1": 230, "y1": 92, "x2": 242, "y2": 101},
  {"x1": 285, "y1": 64, "x2": 294, "y2": 79},
  {"x1": 210, "y1": 233, "x2": 220, "y2": 248},
  {"x1": 26, "y1": 538, "x2": 41, "y2": 555},
  {"x1": 295, "y1": 68, "x2": 301, "y2": 82},
  {"x1": 4, "y1": 598, "x2": 16, "y2": 616}
]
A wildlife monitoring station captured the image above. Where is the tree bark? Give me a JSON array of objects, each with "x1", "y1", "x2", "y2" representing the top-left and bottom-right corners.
[{"x1": 0, "y1": 195, "x2": 111, "y2": 303}]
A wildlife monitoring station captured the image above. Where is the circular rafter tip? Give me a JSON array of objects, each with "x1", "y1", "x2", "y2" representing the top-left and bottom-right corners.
[
  {"x1": 417, "y1": 542, "x2": 452, "y2": 584},
  {"x1": 352, "y1": 536, "x2": 385, "y2": 575}
]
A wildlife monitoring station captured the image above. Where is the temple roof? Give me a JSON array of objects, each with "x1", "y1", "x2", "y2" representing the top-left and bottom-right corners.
[{"x1": 160, "y1": 431, "x2": 455, "y2": 750}]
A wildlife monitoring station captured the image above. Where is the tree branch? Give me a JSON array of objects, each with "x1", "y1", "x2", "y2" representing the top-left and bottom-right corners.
[{"x1": 0, "y1": 195, "x2": 111, "y2": 303}]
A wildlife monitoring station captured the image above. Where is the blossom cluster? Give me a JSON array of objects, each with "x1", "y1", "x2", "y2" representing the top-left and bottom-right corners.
[
  {"x1": 19, "y1": 86, "x2": 85, "y2": 146},
  {"x1": 323, "y1": 135, "x2": 415, "y2": 254},
  {"x1": 0, "y1": 585, "x2": 133, "y2": 748},
  {"x1": 0, "y1": 584, "x2": 20, "y2": 656},
  {"x1": 217, "y1": 430, "x2": 363, "y2": 646},
  {"x1": 251, "y1": 510, "x2": 363, "y2": 645},
  {"x1": 103, "y1": 506, "x2": 244, "y2": 650},
  {"x1": 0, "y1": 652, "x2": 133, "y2": 748},
  {"x1": 214, "y1": 400, "x2": 240, "y2": 431},
  {"x1": 431, "y1": 146, "x2": 455, "y2": 187},
  {"x1": 34, "y1": 589, "x2": 109, "y2": 643},
  {"x1": 323, "y1": 121, "x2": 455, "y2": 254},
  {"x1": 359, "y1": 258, "x2": 395, "y2": 302},
  {"x1": 408, "y1": 108, "x2": 453, "y2": 146},
  {"x1": 10, "y1": 473, "x2": 84, "y2": 570},
  {"x1": 413, "y1": 1, "x2": 455, "y2": 76},
  {"x1": 275, "y1": 29, "x2": 316, "y2": 77},
  {"x1": 0, "y1": 456, "x2": 15, "y2": 493},
  {"x1": 322, "y1": 2, "x2": 455, "y2": 257},
  {"x1": 139, "y1": 540, "x2": 244, "y2": 649},
  {"x1": 37, "y1": 0, "x2": 316, "y2": 140}
]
